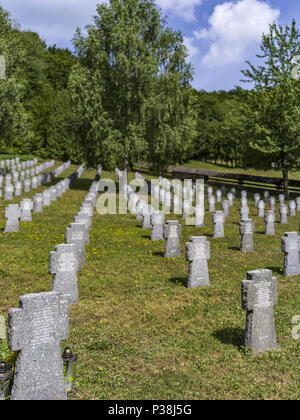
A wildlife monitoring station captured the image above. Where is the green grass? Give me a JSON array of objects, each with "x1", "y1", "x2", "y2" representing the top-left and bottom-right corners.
[
  {"x1": 180, "y1": 160, "x2": 300, "y2": 180},
  {"x1": 0, "y1": 167, "x2": 300, "y2": 400}
]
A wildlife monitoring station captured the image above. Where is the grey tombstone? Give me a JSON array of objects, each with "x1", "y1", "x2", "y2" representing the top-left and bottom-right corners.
[
  {"x1": 78, "y1": 207, "x2": 93, "y2": 229},
  {"x1": 279, "y1": 204, "x2": 288, "y2": 224},
  {"x1": 207, "y1": 186, "x2": 213, "y2": 198},
  {"x1": 257, "y1": 200, "x2": 265, "y2": 217},
  {"x1": 216, "y1": 189, "x2": 222, "y2": 203},
  {"x1": 269, "y1": 196, "x2": 275, "y2": 211},
  {"x1": 33, "y1": 194, "x2": 43, "y2": 213},
  {"x1": 43, "y1": 190, "x2": 52, "y2": 206},
  {"x1": 264, "y1": 211, "x2": 275, "y2": 235},
  {"x1": 282, "y1": 232, "x2": 300, "y2": 276},
  {"x1": 241, "y1": 190, "x2": 247, "y2": 199},
  {"x1": 186, "y1": 236, "x2": 210, "y2": 288},
  {"x1": 164, "y1": 220, "x2": 182, "y2": 258},
  {"x1": 240, "y1": 197, "x2": 247, "y2": 208},
  {"x1": 208, "y1": 195, "x2": 215, "y2": 213},
  {"x1": 240, "y1": 205, "x2": 249, "y2": 222},
  {"x1": 230, "y1": 187, "x2": 236, "y2": 197},
  {"x1": 141, "y1": 205, "x2": 152, "y2": 229},
  {"x1": 20, "y1": 199, "x2": 33, "y2": 222},
  {"x1": 8, "y1": 291, "x2": 70, "y2": 400},
  {"x1": 242, "y1": 269, "x2": 278, "y2": 355},
  {"x1": 4, "y1": 204, "x2": 20, "y2": 233},
  {"x1": 49, "y1": 244, "x2": 81, "y2": 305},
  {"x1": 194, "y1": 204, "x2": 205, "y2": 227},
  {"x1": 254, "y1": 193, "x2": 260, "y2": 207},
  {"x1": 65, "y1": 223, "x2": 89, "y2": 267},
  {"x1": 24, "y1": 179, "x2": 31, "y2": 193},
  {"x1": 278, "y1": 194, "x2": 285, "y2": 206},
  {"x1": 56, "y1": 183, "x2": 63, "y2": 198},
  {"x1": 4, "y1": 184, "x2": 14, "y2": 200},
  {"x1": 135, "y1": 200, "x2": 145, "y2": 222},
  {"x1": 31, "y1": 176, "x2": 38, "y2": 189},
  {"x1": 172, "y1": 194, "x2": 181, "y2": 214},
  {"x1": 213, "y1": 211, "x2": 225, "y2": 238},
  {"x1": 289, "y1": 200, "x2": 296, "y2": 216},
  {"x1": 264, "y1": 191, "x2": 270, "y2": 203},
  {"x1": 15, "y1": 181, "x2": 22, "y2": 197},
  {"x1": 50, "y1": 186, "x2": 57, "y2": 202},
  {"x1": 222, "y1": 200, "x2": 229, "y2": 218},
  {"x1": 182, "y1": 199, "x2": 193, "y2": 218},
  {"x1": 227, "y1": 192, "x2": 234, "y2": 207},
  {"x1": 151, "y1": 211, "x2": 165, "y2": 241},
  {"x1": 296, "y1": 197, "x2": 300, "y2": 212},
  {"x1": 240, "y1": 219, "x2": 254, "y2": 252},
  {"x1": 75, "y1": 211, "x2": 91, "y2": 230}
]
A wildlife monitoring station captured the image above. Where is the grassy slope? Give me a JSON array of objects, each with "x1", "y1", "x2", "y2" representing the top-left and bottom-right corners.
[
  {"x1": 180, "y1": 160, "x2": 300, "y2": 180},
  {"x1": 0, "y1": 166, "x2": 299, "y2": 400}
]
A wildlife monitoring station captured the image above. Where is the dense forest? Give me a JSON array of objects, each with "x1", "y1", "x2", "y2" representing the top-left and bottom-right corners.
[{"x1": 0, "y1": 0, "x2": 300, "y2": 193}]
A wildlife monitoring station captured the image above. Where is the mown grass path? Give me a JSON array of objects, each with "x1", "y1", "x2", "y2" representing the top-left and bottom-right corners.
[{"x1": 0, "y1": 167, "x2": 299, "y2": 400}]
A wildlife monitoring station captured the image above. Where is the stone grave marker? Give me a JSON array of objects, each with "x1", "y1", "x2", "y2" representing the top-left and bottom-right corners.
[
  {"x1": 282, "y1": 232, "x2": 300, "y2": 276},
  {"x1": 289, "y1": 200, "x2": 296, "y2": 217},
  {"x1": 20, "y1": 199, "x2": 33, "y2": 222},
  {"x1": 43, "y1": 190, "x2": 52, "y2": 206},
  {"x1": 4, "y1": 184, "x2": 14, "y2": 201},
  {"x1": 186, "y1": 236, "x2": 210, "y2": 288},
  {"x1": 151, "y1": 211, "x2": 165, "y2": 240},
  {"x1": 8, "y1": 291, "x2": 70, "y2": 400},
  {"x1": 65, "y1": 223, "x2": 89, "y2": 268},
  {"x1": 279, "y1": 204, "x2": 288, "y2": 224},
  {"x1": 264, "y1": 211, "x2": 275, "y2": 235},
  {"x1": 242, "y1": 269, "x2": 278, "y2": 355},
  {"x1": 240, "y1": 219, "x2": 254, "y2": 252},
  {"x1": 33, "y1": 194, "x2": 43, "y2": 213},
  {"x1": 49, "y1": 244, "x2": 81, "y2": 305},
  {"x1": 4, "y1": 204, "x2": 20, "y2": 233},
  {"x1": 213, "y1": 211, "x2": 225, "y2": 238},
  {"x1": 164, "y1": 220, "x2": 182, "y2": 258},
  {"x1": 257, "y1": 200, "x2": 265, "y2": 217}
]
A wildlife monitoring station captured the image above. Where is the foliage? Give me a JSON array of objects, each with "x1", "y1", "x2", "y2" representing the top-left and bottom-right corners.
[{"x1": 70, "y1": 0, "x2": 196, "y2": 172}]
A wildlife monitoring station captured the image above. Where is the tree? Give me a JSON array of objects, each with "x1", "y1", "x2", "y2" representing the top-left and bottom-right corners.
[
  {"x1": 241, "y1": 20, "x2": 300, "y2": 197},
  {"x1": 70, "y1": 0, "x2": 195, "y2": 171}
]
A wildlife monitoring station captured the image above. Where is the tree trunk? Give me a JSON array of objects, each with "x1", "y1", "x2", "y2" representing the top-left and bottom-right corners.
[
  {"x1": 124, "y1": 154, "x2": 129, "y2": 172},
  {"x1": 282, "y1": 168, "x2": 289, "y2": 199}
]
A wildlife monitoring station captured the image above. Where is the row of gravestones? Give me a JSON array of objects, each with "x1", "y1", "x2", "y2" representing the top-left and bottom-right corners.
[
  {"x1": 0, "y1": 159, "x2": 49, "y2": 189},
  {"x1": 3, "y1": 163, "x2": 81, "y2": 233},
  {"x1": 116, "y1": 173, "x2": 289, "y2": 356},
  {"x1": 4, "y1": 166, "x2": 102, "y2": 400},
  {"x1": 0, "y1": 157, "x2": 38, "y2": 175},
  {"x1": 0, "y1": 160, "x2": 70, "y2": 202}
]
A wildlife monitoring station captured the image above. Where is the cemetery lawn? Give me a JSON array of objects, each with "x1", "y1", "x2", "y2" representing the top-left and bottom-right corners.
[
  {"x1": 0, "y1": 165, "x2": 300, "y2": 400},
  {"x1": 179, "y1": 159, "x2": 300, "y2": 180}
]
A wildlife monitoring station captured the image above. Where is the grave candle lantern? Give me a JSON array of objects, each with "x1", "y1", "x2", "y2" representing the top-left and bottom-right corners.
[
  {"x1": 62, "y1": 347, "x2": 77, "y2": 394},
  {"x1": 0, "y1": 360, "x2": 12, "y2": 400}
]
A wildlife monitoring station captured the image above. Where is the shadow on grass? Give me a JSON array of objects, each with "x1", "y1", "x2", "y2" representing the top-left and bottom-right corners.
[
  {"x1": 265, "y1": 266, "x2": 282, "y2": 275},
  {"x1": 153, "y1": 251, "x2": 164, "y2": 257},
  {"x1": 70, "y1": 178, "x2": 94, "y2": 192},
  {"x1": 170, "y1": 277, "x2": 187, "y2": 287},
  {"x1": 142, "y1": 234, "x2": 151, "y2": 240},
  {"x1": 213, "y1": 327, "x2": 244, "y2": 349},
  {"x1": 229, "y1": 246, "x2": 240, "y2": 251}
]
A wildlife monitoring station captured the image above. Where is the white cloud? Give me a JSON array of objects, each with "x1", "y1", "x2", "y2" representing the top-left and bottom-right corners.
[
  {"x1": 194, "y1": 0, "x2": 280, "y2": 68},
  {"x1": 0, "y1": 0, "x2": 107, "y2": 46},
  {"x1": 183, "y1": 36, "x2": 199, "y2": 60},
  {"x1": 156, "y1": 0, "x2": 203, "y2": 22}
]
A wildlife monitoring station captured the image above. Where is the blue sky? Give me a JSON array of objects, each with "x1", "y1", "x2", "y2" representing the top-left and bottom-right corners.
[{"x1": 0, "y1": 0, "x2": 299, "y2": 91}]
